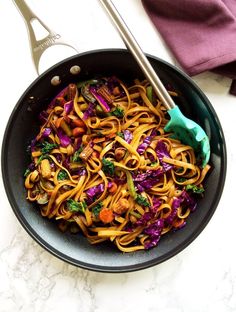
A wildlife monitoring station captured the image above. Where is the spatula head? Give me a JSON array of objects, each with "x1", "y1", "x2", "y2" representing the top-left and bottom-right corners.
[{"x1": 164, "y1": 106, "x2": 210, "y2": 167}]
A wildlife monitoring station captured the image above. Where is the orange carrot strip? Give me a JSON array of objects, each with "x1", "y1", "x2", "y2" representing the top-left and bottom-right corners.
[{"x1": 99, "y1": 208, "x2": 114, "y2": 224}]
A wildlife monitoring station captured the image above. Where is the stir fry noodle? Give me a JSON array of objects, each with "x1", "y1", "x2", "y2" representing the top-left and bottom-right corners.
[{"x1": 24, "y1": 76, "x2": 210, "y2": 252}]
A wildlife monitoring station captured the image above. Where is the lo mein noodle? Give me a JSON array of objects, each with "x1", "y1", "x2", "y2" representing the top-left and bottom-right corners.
[{"x1": 24, "y1": 76, "x2": 210, "y2": 252}]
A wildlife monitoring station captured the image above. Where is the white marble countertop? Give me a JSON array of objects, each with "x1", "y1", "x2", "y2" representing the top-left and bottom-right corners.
[{"x1": 0, "y1": 1, "x2": 236, "y2": 311}]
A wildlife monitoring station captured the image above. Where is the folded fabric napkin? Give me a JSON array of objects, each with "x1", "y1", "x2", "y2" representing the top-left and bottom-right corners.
[{"x1": 141, "y1": 0, "x2": 236, "y2": 95}]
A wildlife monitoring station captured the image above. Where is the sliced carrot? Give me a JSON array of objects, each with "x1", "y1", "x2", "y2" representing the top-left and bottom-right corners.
[
  {"x1": 99, "y1": 208, "x2": 114, "y2": 224},
  {"x1": 72, "y1": 127, "x2": 85, "y2": 137},
  {"x1": 72, "y1": 118, "x2": 86, "y2": 128},
  {"x1": 55, "y1": 117, "x2": 63, "y2": 128},
  {"x1": 108, "y1": 182, "x2": 118, "y2": 194}
]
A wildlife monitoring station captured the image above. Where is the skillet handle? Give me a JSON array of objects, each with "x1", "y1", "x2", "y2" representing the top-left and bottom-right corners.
[{"x1": 12, "y1": 0, "x2": 78, "y2": 74}]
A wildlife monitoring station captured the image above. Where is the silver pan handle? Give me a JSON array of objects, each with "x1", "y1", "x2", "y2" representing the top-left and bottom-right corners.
[{"x1": 13, "y1": 0, "x2": 78, "y2": 74}]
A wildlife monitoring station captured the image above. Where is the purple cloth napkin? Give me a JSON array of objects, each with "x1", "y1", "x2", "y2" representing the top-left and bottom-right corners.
[{"x1": 142, "y1": 0, "x2": 236, "y2": 95}]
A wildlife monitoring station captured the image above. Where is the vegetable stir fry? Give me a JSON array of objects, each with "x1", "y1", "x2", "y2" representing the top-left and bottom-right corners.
[{"x1": 24, "y1": 76, "x2": 210, "y2": 252}]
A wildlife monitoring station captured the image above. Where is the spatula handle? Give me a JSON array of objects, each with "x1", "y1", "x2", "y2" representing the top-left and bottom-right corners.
[{"x1": 99, "y1": 0, "x2": 176, "y2": 110}]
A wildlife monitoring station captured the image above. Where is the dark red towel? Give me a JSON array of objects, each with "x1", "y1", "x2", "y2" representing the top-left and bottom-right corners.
[{"x1": 142, "y1": 0, "x2": 236, "y2": 95}]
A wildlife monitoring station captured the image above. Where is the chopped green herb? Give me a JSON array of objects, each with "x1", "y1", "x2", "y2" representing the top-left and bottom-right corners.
[
  {"x1": 186, "y1": 184, "x2": 205, "y2": 194},
  {"x1": 111, "y1": 106, "x2": 124, "y2": 118},
  {"x1": 37, "y1": 154, "x2": 49, "y2": 164},
  {"x1": 66, "y1": 199, "x2": 87, "y2": 213},
  {"x1": 135, "y1": 194, "x2": 150, "y2": 207},
  {"x1": 24, "y1": 168, "x2": 31, "y2": 177},
  {"x1": 41, "y1": 141, "x2": 58, "y2": 154},
  {"x1": 102, "y1": 158, "x2": 115, "y2": 176},
  {"x1": 58, "y1": 170, "x2": 69, "y2": 180},
  {"x1": 117, "y1": 132, "x2": 124, "y2": 140},
  {"x1": 72, "y1": 146, "x2": 83, "y2": 162},
  {"x1": 150, "y1": 162, "x2": 158, "y2": 167},
  {"x1": 92, "y1": 202, "x2": 103, "y2": 217}
]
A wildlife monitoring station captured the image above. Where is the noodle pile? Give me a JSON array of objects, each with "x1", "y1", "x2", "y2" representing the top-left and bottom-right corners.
[{"x1": 24, "y1": 76, "x2": 210, "y2": 252}]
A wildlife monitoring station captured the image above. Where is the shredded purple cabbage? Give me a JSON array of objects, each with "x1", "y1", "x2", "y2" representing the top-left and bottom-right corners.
[
  {"x1": 57, "y1": 129, "x2": 71, "y2": 147},
  {"x1": 86, "y1": 184, "x2": 105, "y2": 198},
  {"x1": 136, "y1": 200, "x2": 161, "y2": 226},
  {"x1": 180, "y1": 190, "x2": 197, "y2": 212},
  {"x1": 136, "y1": 180, "x2": 157, "y2": 192},
  {"x1": 55, "y1": 153, "x2": 62, "y2": 163},
  {"x1": 114, "y1": 175, "x2": 127, "y2": 185},
  {"x1": 107, "y1": 182, "x2": 113, "y2": 188},
  {"x1": 136, "y1": 184, "x2": 145, "y2": 192},
  {"x1": 30, "y1": 138, "x2": 37, "y2": 152},
  {"x1": 83, "y1": 103, "x2": 95, "y2": 120},
  {"x1": 123, "y1": 130, "x2": 133, "y2": 143},
  {"x1": 136, "y1": 212, "x2": 153, "y2": 226},
  {"x1": 156, "y1": 140, "x2": 173, "y2": 172},
  {"x1": 166, "y1": 191, "x2": 197, "y2": 226},
  {"x1": 134, "y1": 189, "x2": 197, "y2": 249},
  {"x1": 144, "y1": 219, "x2": 165, "y2": 249},
  {"x1": 90, "y1": 87, "x2": 111, "y2": 112},
  {"x1": 150, "y1": 128, "x2": 157, "y2": 137},
  {"x1": 42, "y1": 127, "x2": 51, "y2": 138},
  {"x1": 132, "y1": 171, "x2": 149, "y2": 182},
  {"x1": 151, "y1": 197, "x2": 162, "y2": 213},
  {"x1": 137, "y1": 136, "x2": 152, "y2": 154},
  {"x1": 133, "y1": 169, "x2": 163, "y2": 190},
  {"x1": 62, "y1": 156, "x2": 70, "y2": 170},
  {"x1": 165, "y1": 197, "x2": 182, "y2": 224},
  {"x1": 71, "y1": 167, "x2": 87, "y2": 176},
  {"x1": 64, "y1": 100, "x2": 73, "y2": 115},
  {"x1": 147, "y1": 153, "x2": 156, "y2": 163}
]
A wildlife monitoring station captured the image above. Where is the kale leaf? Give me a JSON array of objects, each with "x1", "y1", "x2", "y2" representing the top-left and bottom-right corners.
[
  {"x1": 92, "y1": 202, "x2": 103, "y2": 217},
  {"x1": 66, "y1": 199, "x2": 87, "y2": 213},
  {"x1": 102, "y1": 158, "x2": 115, "y2": 176},
  {"x1": 111, "y1": 106, "x2": 124, "y2": 118},
  {"x1": 135, "y1": 194, "x2": 151, "y2": 207}
]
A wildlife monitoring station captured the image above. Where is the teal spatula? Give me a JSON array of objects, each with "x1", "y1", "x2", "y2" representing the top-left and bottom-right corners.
[{"x1": 100, "y1": 0, "x2": 210, "y2": 167}]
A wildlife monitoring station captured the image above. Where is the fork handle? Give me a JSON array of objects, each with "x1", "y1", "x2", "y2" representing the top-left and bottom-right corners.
[{"x1": 99, "y1": 0, "x2": 176, "y2": 110}]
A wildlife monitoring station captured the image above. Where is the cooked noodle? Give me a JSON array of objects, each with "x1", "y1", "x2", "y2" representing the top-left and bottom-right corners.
[{"x1": 24, "y1": 76, "x2": 210, "y2": 252}]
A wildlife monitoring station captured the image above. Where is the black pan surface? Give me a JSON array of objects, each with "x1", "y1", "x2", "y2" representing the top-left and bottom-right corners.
[{"x1": 1, "y1": 49, "x2": 226, "y2": 272}]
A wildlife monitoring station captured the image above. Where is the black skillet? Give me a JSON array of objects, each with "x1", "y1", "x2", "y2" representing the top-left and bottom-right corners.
[
  {"x1": 3, "y1": 0, "x2": 227, "y2": 273},
  {"x1": 1, "y1": 48, "x2": 226, "y2": 272}
]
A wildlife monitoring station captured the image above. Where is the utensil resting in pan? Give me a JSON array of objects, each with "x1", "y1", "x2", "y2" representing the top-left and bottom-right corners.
[{"x1": 100, "y1": 0, "x2": 210, "y2": 167}]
